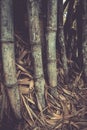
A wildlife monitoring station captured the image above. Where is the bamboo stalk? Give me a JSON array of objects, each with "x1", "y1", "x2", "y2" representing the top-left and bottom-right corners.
[
  {"x1": 46, "y1": 0, "x2": 58, "y2": 97},
  {"x1": 58, "y1": 0, "x2": 69, "y2": 83},
  {"x1": 1, "y1": 0, "x2": 21, "y2": 119},
  {"x1": 64, "y1": 0, "x2": 74, "y2": 37},
  {"x1": 76, "y1": 0, "x2": 83, "y2": 69},
  {"x1": 64, "y1": 0, "x2": 74, "y2": 60},
  {"x1": 27, "y1": 0, "x2": 45, "y2": 109},
  {"x1": 82, "y1": 0, "x2": 87, "y2": 83}
]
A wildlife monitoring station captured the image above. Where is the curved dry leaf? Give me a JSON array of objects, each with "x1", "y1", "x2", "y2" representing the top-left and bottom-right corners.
[
  {"x1": 59, "y1": 94, "x2": 66, "y2": 101},
  {"x1": 54, "y1": 123, "x2": 62, "y2": 129},
  {"x1": 45, "y1": 119, "x2": 57, "y2": 125},
  {"x1": 25, "y1": 95, "x2": 35, "y2": 105},
  {"x1": 52, "y1": 113, "x2": 62, "y2": 120},
  {"x1": 17, "y1": 70, "x2": 21, "y2": 78},
  {"x1": 22, "y1": 95, "x2": 44, "y2": 125},
  {"x1": 62, "y1": 88, "x2": 72, "y2": 95},
  {"x1": 16, "y1": 63, "x2": 33, "y2": 78},
  {"x1": 22, "y1": 95, "x2": 34, "y2": 122},
  {"x1": 74, "y1": 72, "x2": 82, "y2": 84}
]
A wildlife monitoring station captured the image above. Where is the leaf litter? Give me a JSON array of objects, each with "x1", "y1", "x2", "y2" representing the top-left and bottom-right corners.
[{"x1": 0, "y1": 34, "x2": 87, "y2": 130}]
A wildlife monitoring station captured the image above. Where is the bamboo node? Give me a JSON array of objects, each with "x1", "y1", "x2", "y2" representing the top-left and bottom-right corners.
[
  {"x1": 47, "y1": 27, "x2": 57, "y2": 32},
  {"x1": 5, "y1": 82, "x2": 18, "y2": 88}
]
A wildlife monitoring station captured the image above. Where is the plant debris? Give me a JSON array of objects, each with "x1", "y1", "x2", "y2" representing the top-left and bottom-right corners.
[{"x1": 0, "y1": 34, "x2": 87, "y2": 130}]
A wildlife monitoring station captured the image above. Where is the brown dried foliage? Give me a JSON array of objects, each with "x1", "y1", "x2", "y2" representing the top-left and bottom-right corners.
[{"x1": 0, "y1": 34, "x2": 87, "y2": 130}]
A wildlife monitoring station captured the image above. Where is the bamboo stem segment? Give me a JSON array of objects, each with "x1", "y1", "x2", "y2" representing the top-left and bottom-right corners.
[
  {"x1": 82, "y1": 0, "x2": 87, "y2": 83},
  {"x1": 46, "y1": 0, "x2": 58, "y2": 97},
  {"x1": 58, "y1": 0, "x2": 69, "y2": 83},
  {"x1": 27, "y1": 0, "x2": 45, "y2": 109},
  {"x1": 1, "y1": 0, "x2": 21, "y2": 119}
]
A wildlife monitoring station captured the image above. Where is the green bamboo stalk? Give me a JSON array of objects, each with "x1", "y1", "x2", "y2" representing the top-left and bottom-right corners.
[
  {"x1": 82, "y1": 0, "x2": 87, "y2": 83},
  {"x1": 1, "y1": 0, "x2": 21, "y2": 119},
  {"x1": 58, "y1": 0, "x2": 69, "y2": 83},
  {"x1": 27, "y1": 0, "x2": 45, "y2": 109},
  {"x1": 46, "y1": 0, "x2": 58, "y2": 97}
]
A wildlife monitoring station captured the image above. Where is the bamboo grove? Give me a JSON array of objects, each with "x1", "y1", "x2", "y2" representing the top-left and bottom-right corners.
[{"x1": 0, "y1": 0, "x2": 87, "y2": 130}]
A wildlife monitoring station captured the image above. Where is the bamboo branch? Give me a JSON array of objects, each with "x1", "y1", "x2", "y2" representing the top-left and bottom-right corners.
[
  {"x1": 1, "y1": 0, "x2": 21, "y2": 119},
  {"x1": 27, "y1": 0, "x2": 45, "y2": 109}
]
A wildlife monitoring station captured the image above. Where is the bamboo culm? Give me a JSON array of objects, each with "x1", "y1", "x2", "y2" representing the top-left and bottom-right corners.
[
  {"x1": 1, "y1": 0, "x2": 21, "y2": 119},
  {"x1": 46, "y1": 0, "x2": 58, "y2": 97},
  {"x1": 76, "y1": 1, "x2": 83, "y2": 69},
  {"x1": 82, "y1": 0, "x2": 87, "y2": 83},
  {"x1": 58, "y1": 0, "x2": 69, "y2": 83},
  {"x1": 27, "y1": 0, "x2": 45, "y2": 109}
]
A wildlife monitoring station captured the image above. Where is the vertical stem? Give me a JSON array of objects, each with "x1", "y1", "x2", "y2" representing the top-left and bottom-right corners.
[
  {"x1": 46, "y1": 0, "x2": 58, "y2": 97},
  {"x1": 58, "y1": 0, "x2": 69, "y2": 83},
  {"x1": 64, "y1": 0, "x2": 74, "y2": 38},
  {"x1": 1, "y1": 0, "x2": 21, "y2": 119},
  {"x1": 64, "y1": 0, "x2": 74, "y2": 60},
  {"x1": 27, "y1": 0, "x2": 45, "y2": 109},
  {"x1": 77, "y1": 0, "x2": 83, "y2": 69},
  {"x1": 82, "y1": 0, "x2": 87, "y2": 83}
]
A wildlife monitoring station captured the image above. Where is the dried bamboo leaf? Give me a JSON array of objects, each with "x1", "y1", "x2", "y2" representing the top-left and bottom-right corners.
[
  {"x1": 23, "y1": 114, "x2": 34, "y2": 127},
  {"x1": 59, "y1": 94, "x2": 66, "y2": 101},
  {"x1": 16, "y1": 63, "x2": 33, "y2": 78},
  {"x1": 22, "y1": 95, "x2": 44, "y2": 125},
  {"x1": 20, "y1": 72, "x2": 32, "y2": 78},
  {"x1": 45, "y1": 118, "x2": 57, "y2": 125},
  {"x1": 17, "y1": 60, "x2": 24, "y2": 65},
  {"x1": 25, "y1": 96, "x2": 35, "y2": 105},
  {"x1": 61, "y1": 101, "x2": 70, "y2": 115},
  {"x1": 18, "y1": 50, "x2": 27, "y2": 62},
  {"x1": 70, "y1": 121, "x2": 79, "y2": 129},
  {"x1": 22, "y1": 95, "x2": 34, "y2": 122},
  {"x1": 17, "y1": 70, "x2": 21, "y2": 78},
  {"x1": 51, "y1": 113, "x2": 62, "y2": 120},
  {"x1": 73, "y1": 71, "x2": 83, "y2": 86},
  {"x1": 28, "y1": 107, "x2": 44, "y2": 125},
  {"x1": 62, "y1": 88, "x2": 72, "y2": 95},
  {"x1": 54, "y1": 123, "x2": 62, "y2": 130}
]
